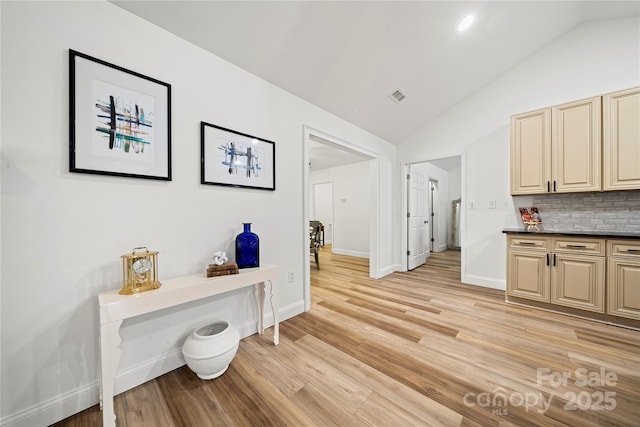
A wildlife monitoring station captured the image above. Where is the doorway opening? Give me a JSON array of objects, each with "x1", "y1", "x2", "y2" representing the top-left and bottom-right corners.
[
  {"x1": 303, "y1": 125, "x2": 380, "y2": 311},
  {"x1": 403, "y1": 155, "x2": 463, "y2": 274}
]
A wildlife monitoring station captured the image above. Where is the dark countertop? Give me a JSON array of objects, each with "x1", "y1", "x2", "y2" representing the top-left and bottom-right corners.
[{"x1": 502, "y1": 228, "x2": 640, "y2": 239}]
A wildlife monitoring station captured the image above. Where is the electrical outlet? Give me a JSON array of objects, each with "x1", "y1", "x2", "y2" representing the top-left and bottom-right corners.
[
  {"x1": 288, "y1": 270, "x2": 295, "y2": 283},
  {"x1": 489, "y1": 200, "x2": 496, "y2": 209},
  {"x1": 469, "y1": 201, "x2": 477, "y2": 210}
]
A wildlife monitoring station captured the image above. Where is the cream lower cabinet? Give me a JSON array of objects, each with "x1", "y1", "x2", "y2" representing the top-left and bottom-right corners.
[
  {"x1": 507, "y1": 235, "x2": 550, "y2": 301},
  {"x1": 550, "y1": 237, "x2": 606, "y2": 313},
  {"x1": 507, "y1": 235, "x2": 606, "y2": 313},
  {"x1": 607, "y1": 240, "x2": 640, "y2": 320},
  {"x1": 508, "y1": 250, "x2": 550, "y2": 302},
  {"x1": 551, "y1": 253, "x2": 605, "y2": 313}
]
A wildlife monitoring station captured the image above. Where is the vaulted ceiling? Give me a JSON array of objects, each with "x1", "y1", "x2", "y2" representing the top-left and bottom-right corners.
[{"x1": 112, "y1": 1, "x2": 639, "y2": 148}]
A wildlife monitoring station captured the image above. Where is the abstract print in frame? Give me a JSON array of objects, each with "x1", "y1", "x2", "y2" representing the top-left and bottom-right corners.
[
  {"x1": 69, "y1": 49, "x2": 171, "y2": 180},
  {"x1": 201, "y1": 122, "x2": 275, "y2": 191}
]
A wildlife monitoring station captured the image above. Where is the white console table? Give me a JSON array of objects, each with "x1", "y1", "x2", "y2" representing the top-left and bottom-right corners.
[{"x1": 98, "y1": 264, "x2": 278, "y2": 427}]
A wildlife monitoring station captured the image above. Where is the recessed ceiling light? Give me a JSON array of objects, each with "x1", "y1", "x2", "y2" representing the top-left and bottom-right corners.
[{"x1": 458, "y1": 14, "x2": 474, "y2": 32}]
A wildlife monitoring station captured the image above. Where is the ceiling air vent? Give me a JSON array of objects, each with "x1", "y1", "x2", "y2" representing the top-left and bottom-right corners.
[{"x1": 389, "y1": 89, "x2": 407, "y2": 104}]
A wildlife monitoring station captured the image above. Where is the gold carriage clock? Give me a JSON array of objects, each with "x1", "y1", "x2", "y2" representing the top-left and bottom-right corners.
[{"x1": 120, "y1": 247, "x2": 161, "y2": 295}]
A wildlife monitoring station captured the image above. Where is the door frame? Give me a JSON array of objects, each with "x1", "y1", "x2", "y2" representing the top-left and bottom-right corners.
[
  {"x1": 401, "y1": 153, "x2": 465, "y2": 273},
  {"x1": 303, "y1": 125, "x2": 380, "y2": 311}
]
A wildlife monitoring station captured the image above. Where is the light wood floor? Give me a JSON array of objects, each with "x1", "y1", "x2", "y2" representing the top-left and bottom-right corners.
[{"x1": 56, "y1": 247, "x2": 639, "y2": 426}]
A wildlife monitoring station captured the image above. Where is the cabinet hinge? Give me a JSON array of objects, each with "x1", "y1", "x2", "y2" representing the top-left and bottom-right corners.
[
  {"x1": 407, "y1": 212, "x2": 410, "y2": 218},
  {"x1": 407, "y1": 174, "x2": 411, "y2": 180},
  {"x1": 407, "y1": 250, "x2": 410, "y2": 256}
]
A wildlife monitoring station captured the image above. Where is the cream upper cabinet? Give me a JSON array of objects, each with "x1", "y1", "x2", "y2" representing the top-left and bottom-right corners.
[
  {"x1": 603, "y1": 87, "x2": 640, "y2": 191},
  {"x1": 510, "y1": 88, "x2": 639, "y2": 195},
  {"x1": 510, "y1": 97, "x2": 601, "y2": 195},
  {"x1": 510, "y1": 108, "x2": 551, "y2": 195},
  {"x1": 552, "y1": 96, "x2": 602, "y2": 193}
]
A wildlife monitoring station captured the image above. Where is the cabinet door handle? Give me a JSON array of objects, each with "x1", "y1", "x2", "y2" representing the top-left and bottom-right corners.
[
  {"x1": 547, "y1": 181, "x2": 550, "y2": 192},
  {"x1": 553, "y1": 254, "x2": 556, "y2": 266},
  {"x1": 566, "y1": 244, "x2": 587, "y2": 248},
  {"x1": 553, "y1": 180, "x2": 557, "y2": 192},
  {"x1": 627, "y1": 249, "x2": 640, "y2": 253},
  {"x1": 546, "y1": 253, "x2": 550, "y2": 266},
  {"x1": 518, "y1": 242, "x2": 536, "y2": 246}
]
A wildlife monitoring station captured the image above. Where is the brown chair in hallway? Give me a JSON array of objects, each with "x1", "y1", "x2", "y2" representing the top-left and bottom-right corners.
[{"x1": 310, "y1": 221, "x2": 323, "y2": 269}]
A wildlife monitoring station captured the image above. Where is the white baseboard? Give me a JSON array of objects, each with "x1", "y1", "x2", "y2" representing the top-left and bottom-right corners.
[
  {"x1": 0, "y1": 300, "x2": 306, "y2": 427},
  {"x1": 0, "y1": 382, "x2": 99, "y2": 427},
  {"x1": 462, "y1": 274, "x2": 506, "y2": 290},
  {"x1": 377, "y1": 263, "x2": 400, "y2": 278},
  {"x1": 434, "y1": 243, "x2": 449, "y2": 252},
  {"x1": 273, "y1": 299, "x2": 306, "y2": 322},
  {"x1": 331, "y1": 247, "x2": 369, "y2": 258}
]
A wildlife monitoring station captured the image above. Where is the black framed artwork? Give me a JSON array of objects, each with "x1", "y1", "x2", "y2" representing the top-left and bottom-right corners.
[
  {"x1": 201, "y1": 121, "x2": 275, "y2": 190},
  {"x1": 69, "y1": 49, "x2": 172, "y2": 180}
]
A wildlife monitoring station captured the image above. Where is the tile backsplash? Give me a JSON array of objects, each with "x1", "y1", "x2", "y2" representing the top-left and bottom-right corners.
[{"x1": 516, "y1": 192, "x2": 640, "y2": 232}]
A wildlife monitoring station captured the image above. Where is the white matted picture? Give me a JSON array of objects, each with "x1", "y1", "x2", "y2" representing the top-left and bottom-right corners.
[
  {"x1": 69, "y1": 49, "x2": 171, "y2": 180},
  {"x1": 201, "y1": 121, "x2": 275, "y2": 190}
]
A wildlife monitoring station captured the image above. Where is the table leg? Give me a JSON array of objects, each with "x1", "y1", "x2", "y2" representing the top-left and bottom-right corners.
[
  {"x1": 100, "y1": 320, "x2": 123, "y2": 427},
  {"x1": 267, "y1": 279, "x2": 279, "y2": 345},
  {"x1": 255, "y1": 282, "x2": 265, "y2": 335}
]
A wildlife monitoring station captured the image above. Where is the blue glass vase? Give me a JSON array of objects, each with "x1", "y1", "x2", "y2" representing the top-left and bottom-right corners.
[{"x1": 235, "y1": 223, "x2": 259, "y2": 268}]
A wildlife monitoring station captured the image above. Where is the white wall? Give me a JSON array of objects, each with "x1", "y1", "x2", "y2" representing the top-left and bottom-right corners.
[
  {"x1": 449, "y1": 166, "x2": 461, "y2": 203},
  {"x1": 311, "y1": 181, "x2": 334, "y2": 244},
  {"x1": 463, "y1": 127, "x2": 513, "y2": 287},
  {"x1": 398, "y1": 16, "x2": 640, "y2": 289},
  {"x1": 448, "y1": 165, "x2": 462, "y2": 248},
  {"x1": 310, "y1": 161, "x2": 370, "y2": 257},
  {"x1": 0, "y1": 2, "x2": 397, "y2": 425}
]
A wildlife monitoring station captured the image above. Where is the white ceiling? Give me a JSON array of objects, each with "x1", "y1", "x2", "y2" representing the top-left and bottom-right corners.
[
  {"x1": 426, "y1": 155, "x2": 461, "y2": 172},
  {"x1": 111, "y1": 1, "x2": 639, "y2": 170}
]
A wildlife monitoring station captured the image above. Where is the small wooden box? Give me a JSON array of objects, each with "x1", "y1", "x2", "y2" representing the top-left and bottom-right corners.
[{"x1": 207, "y1": 262, "x2": 239, "y2": 277}]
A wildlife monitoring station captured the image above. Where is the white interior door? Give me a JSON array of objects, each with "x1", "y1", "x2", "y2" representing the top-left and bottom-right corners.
[
  {"x1": 313, "y1": 182, "x2": 333, "y2": 244},
  {"x1": 408, "y1": 166, "x2": 429, "y2": 270}
]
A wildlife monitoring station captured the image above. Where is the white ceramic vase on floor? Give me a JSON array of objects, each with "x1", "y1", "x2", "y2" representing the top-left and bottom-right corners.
[{"x1": 182, "y1": 321, "x2": 240, "y2": 380}]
